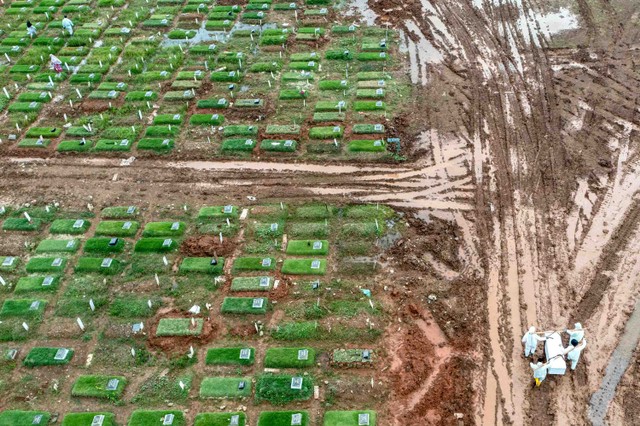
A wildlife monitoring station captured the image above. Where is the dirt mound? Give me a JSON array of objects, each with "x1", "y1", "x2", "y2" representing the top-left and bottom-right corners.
[
  {"x1": 403, "y1": 356, "x2": 475, "y2": 425},
  {"x1": 392, "y1": 325, "x2": 436, "y2": 397},
  {"x1": 180, "y1": 235, "x2": 235, "y2": 257},
  {"x1": 147, "y1": 309, "x2": 220, "y2": 354}
]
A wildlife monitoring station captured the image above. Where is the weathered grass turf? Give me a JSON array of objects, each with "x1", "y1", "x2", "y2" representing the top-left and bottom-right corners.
[
  {"x1": 179, "y1": 257, "x2": 224, "y2": 274},
  {"x1": 281, "y1": 259, "x2": 327, "y2": 275},
  {"x1": 0, "y1": 411, "x2": 51, "y2": 426},
  {"x1": 35, "y1": 239, "x2": 79, "y2": 253},
  {"x1": 61, "y1": 412, "x2": 116, "y2": 426},
  {"x1": 285, "y1": 240, "x2": 329, "y2": 255},
  {"x1": 257, "y1": 411, "x2": 309, "y2": 426},
  {"x1": 194, "y1": 412, "x2": 246, "y2": 426},
  {"x1": 322, "y1": 411, "x2": 377, "y2": 426},
  {"x1": 255, "y1": 374, "x2": 313, "y2": 404},
  {"x1": 156, "y1": 318, "x2": 203, "y2": 336},
  {"x1": 221, "y1": 297, "x2": 268, "y2": 315},
  {"x1": 128, "y1": 410, "x2": 185, "y2": 426}
]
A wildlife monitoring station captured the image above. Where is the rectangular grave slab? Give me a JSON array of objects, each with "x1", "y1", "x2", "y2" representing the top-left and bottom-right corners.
[
  {"x1": 171, "y1": 222, "x2": 180, "y2": 230},
  {"x1": 238, "y1": 380, "x2": 246, "y2": 390},
  {"x1": 66, "y1": 240, "x2": 76, "y2": 248},
  {"x1": 259, "y1": 277, "x2": 270, "y2": 287},
  {"x1": 52, "y1": 258, "x2": 63, "y2": 267},
  {"x1": 105, "y1": 378, "x2": 119, "y2": 391},
  {"x1": 163, "y1": 413, "x2": 174, "y2": 425},
  {"x1": 261, "y1": 258, "x2": 271, "y2": 267},
  {"x1": 239, "y1": 348, "x2": 251, "y2": 360},
  {"x1": 101, "y1": 258, "x2": 113, "y2": 268},
  {"x1": 132, "y1": 322, "x2": 143, "y2": 333},
  {"x1": 109, "y1": 238, "x2": 119, "y2": 246},
  {"x1": 54, "y1": 348, "x2": 69, "y2": 360},
  {"x1": 290, "y1": 377, "x2": 303, "y2": 390},
  {"x1": 6, "y1": 349, "x2": 18, "y2": 360},
  {"x1": 162, "y1": 239, "x2": 173, "y2": 247},
  {"x1": 230, "y1": 415, "x2": 240, "y2": 426},
  {"x1": 223, "y1": 205, "x2": 233, "y2": 214},
  {"x1": 29, "y1": 301, "x2": 40, "y2": 310},
  {"x1": 270, "y1": 223, "x2": 278, "y2": 231},
  {"x1": 358, "y1": 413, "x2": 370, "y2": 426},
  {"x1": 32, "y1": 414, "x2": 43, "y2": 424},
  {"x1": 73, "y1": 219, "x2": 85, "y2": 228},
  {"x1": 2, "y1": 257, "x2": 15, "y2": 266},
  {"x1": 122, "y1": 221, "x2": 133, "y2": 230},
  {"x1": 311, "y1": 260, "x2": 321, "y2": 269},
  {"x1": 313, "y1": 241, "x2": 322, "y2": 250},
  {"x1": 127, "y1": 206, "x2": 136, "y2": 214},
  {"x1": 91, "y1": 415, "x2": 105, "y2": 426},
  {"x1": 252, "y1": 298, "x2": 264, "y2": 309},
  {"x1": 298, "y1": 349, "x2": 309, "y2": 360},
  {"x1": 42, "y1": 276, "x2": 54, "y2": 286},
  {"x1": 291, "y1": 413, "x2": 302, "y2": 426}
]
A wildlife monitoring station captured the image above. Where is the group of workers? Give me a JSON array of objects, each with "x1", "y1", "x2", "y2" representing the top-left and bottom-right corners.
[
  {"x1": 522, "y1": 323, "x2": 588, "y2": 387},
  {"x1": 26, "y1": 15, "x2": 74, "y2": 39}
]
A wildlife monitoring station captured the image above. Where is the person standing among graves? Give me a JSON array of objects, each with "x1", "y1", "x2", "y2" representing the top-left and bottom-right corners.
[
  {"x1": 565, "y1": 338, "x2": 587, "y2": 371},
  {"x1": 530, "y1": 359, "x2": 551, "y2": 387},
  {"x1": 26, "y1": 21, "x2": 37, "y2": 38},
  {"x1": 522, "y1": 326, "x2": 546, "y2": 357},
  {"x1": 49, "y1": 54, "x2": 62, "y2": 73},
  {"x1": 61, "y1": 15, "x2": 74, "y2": 36}
]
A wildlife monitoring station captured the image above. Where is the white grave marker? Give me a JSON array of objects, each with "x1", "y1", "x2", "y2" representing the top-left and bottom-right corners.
[
  {"x1": 52, "y1": 258, "x2": 63, "y2": 267},
  {"x1": 91, "y1": 415, "x2": 105, "y2": 426},
  {"x1": 101, "y1": 258, "x2": 113, "y2": 268},
  {"x1": 2, "y1": 256, "x2": 14, "y2": 267},
  {"x1": 313, "y1": 241, "x2": 322, "y2": 250},
  {"x1": 290, "y1": 377, "x2": 303, "y2": 390},
  {"x1": 106, "y1": 378, "x2": 119, "y2": 391},
  {"x1": 259, "y1": 277, "x2": 270, "y2": 287},
  {"x1": 311, "y1": 260, "x2": 321, "y2": 269},
  {"x1": 54, "y1": 348, "x2": 69, "y2": 360},
  {"x1": 42, "y1": 276, "x2": 54, "y2": 286},
  {"x1": 298, "y1": 349, "x2": 309, "y2": 360},
  {"x1": 261, "y1": 258, "x2": 272, "y2": 267},
  {"x1": 170, "y1": 222, "x2": 180, "y2": 231},
  {"x1": 239, "y1": 348, "x2": 251, "y2": 360}
]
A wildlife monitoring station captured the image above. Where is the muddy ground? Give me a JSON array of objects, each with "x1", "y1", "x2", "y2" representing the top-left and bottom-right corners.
[{"x1": 2, "y1": 0, "x2": 640, "y2": 424}]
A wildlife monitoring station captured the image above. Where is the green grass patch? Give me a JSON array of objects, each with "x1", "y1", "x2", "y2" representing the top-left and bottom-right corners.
[
  {"x1": 354, "y1": 101, "x2": 386, "y2": 111},
  {"x1": 25, "y1": 257, "x2": 67, "y2": 273},
  {"x1": 265, "y1": 124, "x2": 300, "y2": 135},
  {"x1": 84, "y1": 237, "x2": 125, "y2": 254},
  {"x1": 125, "y1": 91, "x2": 158, "y2": 101},
  {"x1": 198, "y1": 205, "x2": 239, "y2": 219},
  {"x1": 154, "y1": 113, "x2": 184, "y2": 125},
  {"x1": 264, "y1": 347, "x2": 315, "y2": 368},
  {"x1": 2, "y1": 217, "x2": 43, "y2": 231},
  {"x1": 23, "y1": 347, "x2": 74, "y2": 367},
  {"x1": 205, "y1": 347, "x2": 255, "y2": 366},
  {"x1": 134, "y1": 237, "x2": 179, "y2": 253},
  {"x1": 137, "y1": 138, "x2": 174, "y2": 152},
  {"x1": 255, "y1": 374, "x2": 313, "y2": 405},
  {"x1": 128, "y1": 411, "x2": 185, "y2": 426},
  {"x1": 95, "y1": 220, "x2": 140, "y2": 237},
  {"x1": 17, "y1": 138, "x2": 51, "y2": 148},
  {"x1": 57, "y1": 140, "x2": 93, "y2": 152},
  {"x1": 323, "y1": 411, "x2": 377, "y2": 426},
  {"x1": 199, "y1": 377, "x2": 252, "y2": 399},
  {"x1": 309, "y1": 126, "x2": 343, "y2": 139},
  {"x1": 35, "y1": 238, "x2": 80, "y2": 253},
  {"x1": 156, "y1": 318, "x2": 203, "y2": 336},
  {"x1": 210, "y1": 71, "x2": 241, "y2": 82},
  {"x1": 61, "y1": 413, "x2": 116, "y2": 426},
  {"x1": 196, "y1": 98, "x2": 228, "y2": 109},
  {"x1": 0, "y1": 411, "x2": 51, "y2": 426},
  {"x1": 190, "y1": 113, "x2": 225, "y2": 125},
  {"x1": 352, "y1": 123, "x2": 385, "y2": 134},
  {"x1": 260, "y1": 139, "x2": 297, "y2": 152},
  {"x1": 223, "y1": 125, "x2": 258, "y2": 137},
  {"x1": 281, "y1": 259, "x2": 326, "y2": 275},
  {"x1": 348, "y1": 139, "x2": 386, "y2": 152},
  {"x1": 319, "y1": 79, "x2": 349, "y2": 90},
  {"x1": 221, "y1": 297, "x2": 268, "y2": 315},
  {"x1": 0, "y1": 256, "x2": 18, "y2": 271},
  {"x1": 295, "y1": 204, "x2": 334, "y2": 218},
  {"x1": 145, "y1": 125, "x2": 179, "y2": 137},
  {"x1": 179, "y1": 257, "x2": 225, "y2": 274},
  {"x1": 288, "y1": 222, "x2": 328, "y2": 238},
  {"x1": 230, "y1": 276, "x2": 273, "y2": 291},
  {"x1": 49, "y1": 219, "x2": 90, "y2": 234},
  {"x1": 221, "y1": 138, "x2": 256, "y2": 152},
  {"x1": 285, "y1": 240, "x2": 328, "y2": 255},
  {"x1": 194, "y1": 413, "x2": 246, "y2": 426},
  {"x1": 74, "y1": 257, "x2": 122, "y2": 275},
  {"x1": 94, "y1": 139, "x2": 132, "y2": 151},
  {"x1": 0, "y1": 299, "x2": 47, "y2": 319},
  {"x1": 232, "y1": 257, "x2": 276, "y2": 272},
  {"x1": 257, "y1": 411, "x2": 309, "y2": 426},
  {"x1": 14, "y1": 275, "x2": 60, "y2": 293},
  {"x1": 142, "y1": 221, "x2": 186, "y2": 237}
]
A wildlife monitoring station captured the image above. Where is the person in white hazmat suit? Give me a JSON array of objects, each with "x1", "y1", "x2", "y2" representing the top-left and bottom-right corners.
[
  {"x1": 522, "y1": 326, "x2": 546, "y2": 357},
  {"x1": 530, "y1": 360, "x2": 550, "y2": 387},
  {"x1": 61, "y1": 15, "x2": 74, "y2": 35},
  {"x1": 566, "y1": 338, "x2": 587, "y2": 370},
  {"x1": 566, "y1": 323, "x2": 585, "y2": 343}
]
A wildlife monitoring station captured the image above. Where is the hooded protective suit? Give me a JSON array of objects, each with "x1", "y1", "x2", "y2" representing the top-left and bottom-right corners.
[{"x1": 522, "y1": 326, "x2": 545, "y2": 357}]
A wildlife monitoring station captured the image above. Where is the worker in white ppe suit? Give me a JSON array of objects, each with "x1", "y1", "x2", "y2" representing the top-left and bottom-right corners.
[
  {"x1": 522, "y1": 326, "x2": 546, "y2": 357},
  {"x1": 61, "y1": 15, "x2": 74, "y2": 35},
  {"x1": 565, "y1": 338, "x2": 587, "y2": 370},
  {"x1": 530, "y1": 361, "x2": 550, "y2": 387},
  {"x1": 566, "y1": 322, "x2": 585, "y2": 343}
]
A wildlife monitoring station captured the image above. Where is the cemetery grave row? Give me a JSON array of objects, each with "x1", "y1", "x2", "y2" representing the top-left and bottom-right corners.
[
  {"x1": 0, "y1": 200, "x2": 397, "y2": 424},
  {"x1": 0, "y1": 0, "x2": 408, "y2": 160}
]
